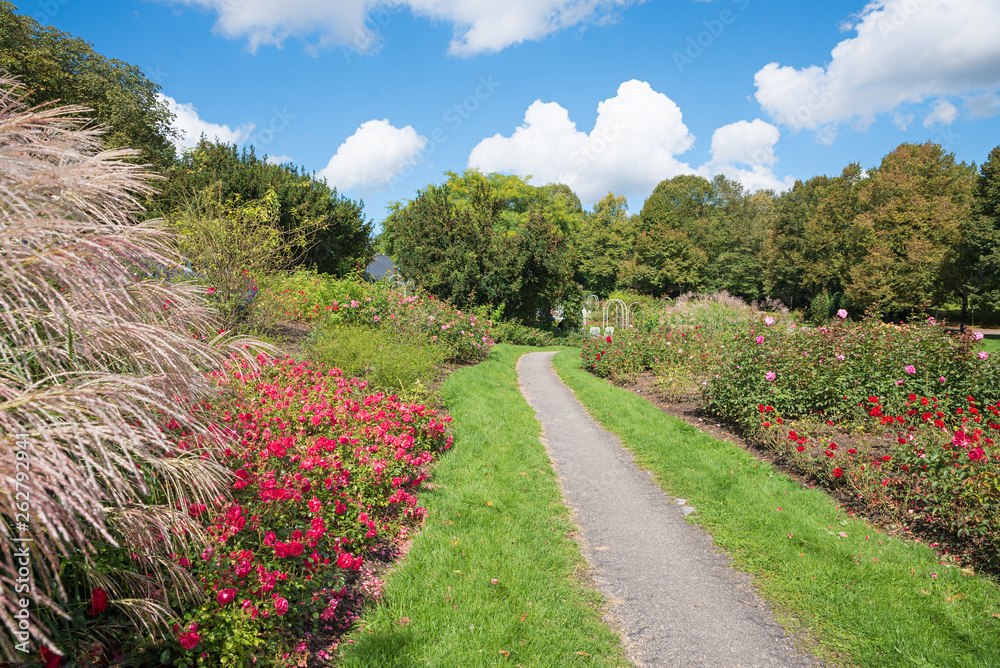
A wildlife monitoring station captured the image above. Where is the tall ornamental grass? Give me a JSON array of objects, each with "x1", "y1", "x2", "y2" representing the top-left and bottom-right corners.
[{"x1": 0, "y1": 78, "x2": 266, "y2": 659}]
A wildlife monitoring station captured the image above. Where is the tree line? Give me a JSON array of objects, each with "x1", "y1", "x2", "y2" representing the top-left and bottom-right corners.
[{"x1": 384, "y1": 143, "x2": 1000, "y2": 325}]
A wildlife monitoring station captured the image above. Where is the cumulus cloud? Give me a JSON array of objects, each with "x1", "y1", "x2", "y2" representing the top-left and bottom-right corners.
[
  {"x1": 700, "y1": 119, "x2": 794, "y2": 193},
  {"x1": 468, "y1": 80, "x2": 695, "y2": 205},
  {"x1": 159, "y1": 0, "x2": 643, "y2": 56},
  {"x1": 753, "y1": 0, "x2": 1000, "y2": 137},
  {"x1": 923, "y1": 99, "x2": 958, "y2": 128},
  {"x1": 264, "y1": 154, "x2": 294, "y2": 165},
  {"x1": 159, "y1": 94, "x2": 254, "y2": 152},
  {"x1": 468, "y1": 82, "x2": 793, "y2": 205},
  {"x1": 318, "y1": 119, "x2": 427, "y2": 192}
]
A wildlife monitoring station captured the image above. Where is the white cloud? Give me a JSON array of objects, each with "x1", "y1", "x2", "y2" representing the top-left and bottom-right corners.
[
  {"x1": 159, "y1": 93, "x2": 254, "y2": 152},
  {"x1": 264, "y1": 154, "x2": 294, "y2": 165},
  {"x1": 468, "y1": 83, "x2": 795, "y2": 205},
  {"x1": 753, "y1": 0, "x2": 1000, "y2": 137},
  {"x1": 707, "y1": 119, "x2": 779, "y2": 167},
  {"x1": 318, "y1": 119, "x2": 427, "y2": 192},
  {"x1": 700, "y1": 119, "x2": 794, "y2": 193},
  {"x1": 160, "y1": 0, "x2": 643, "y2": 56},
  {"x1": 923, "y1": 99, "x2": 958, "y2": 128},
  {"x1": 468, "y1": 80, "x2": 695, "y2": 206}
]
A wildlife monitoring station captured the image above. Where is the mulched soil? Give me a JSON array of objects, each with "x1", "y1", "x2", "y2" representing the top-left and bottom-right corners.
[{"x1": 616, "y1": 372, "x2": 994, "y2": 578}]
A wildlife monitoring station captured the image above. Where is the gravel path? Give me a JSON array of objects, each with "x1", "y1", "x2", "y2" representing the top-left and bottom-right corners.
[{"x1": 517, "y1": 351, "x2": 825, "y2": 668}]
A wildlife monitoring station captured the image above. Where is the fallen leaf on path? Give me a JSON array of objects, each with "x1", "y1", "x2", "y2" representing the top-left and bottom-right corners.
[{"x1": 519, "y1": 613, "x2": 527, "y2": 622}]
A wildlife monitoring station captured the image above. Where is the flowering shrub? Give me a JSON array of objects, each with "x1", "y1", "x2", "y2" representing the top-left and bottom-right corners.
[
  {"x1": 706, "y1": 314, "x2": 1000, "y2": 566},
  {"x1": 580, "y1": 326, "x2": 725, "y2": 385},
  {"x1": 256, "y1": 269, "x2": 367, "y2": 322},
  {"x1": 754, "y1": 392, "x2": 1000, "y2": 569},
  {"x1": 340, "y1": 285, "x2": 495, "y2": 365},
  {"x1": 581, "y1": 306, "x2": 1000, "y2": 569},
  {"x1": 705, "y1": 314, "x2": 1000, "y2": 430},
  {"x1": 118, "y1": 355, "x2": 454, "y2": 666}
]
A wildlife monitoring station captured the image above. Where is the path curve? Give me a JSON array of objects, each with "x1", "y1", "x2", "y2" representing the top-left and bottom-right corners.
[{"x1": 517, "y1": 351, "x2": 824, "y2": 668}]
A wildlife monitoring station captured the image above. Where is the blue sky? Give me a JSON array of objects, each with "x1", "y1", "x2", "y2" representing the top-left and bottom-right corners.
[{"x1": 30, "y1": 0, "x2": 1000, "y2": 227}]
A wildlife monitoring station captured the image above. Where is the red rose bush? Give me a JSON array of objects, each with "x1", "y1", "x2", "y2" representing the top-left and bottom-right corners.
[{"x1": 154, "y1": 354, "x2": 453, "y2": 666}]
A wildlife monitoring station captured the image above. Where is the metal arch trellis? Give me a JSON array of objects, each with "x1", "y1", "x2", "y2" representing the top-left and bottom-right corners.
[
  {"x1": 388, "y1": 274, "x2": 409, "y2": 297},
  {"x1": 602, "y1": 298, "x2": 628, "y2": 334},
  {"x1": 582, "y1": 294, "x2": 600, "y2": 331},
  {"x1": 628, "y1": 302, "x2": 641, "y2": 330}
]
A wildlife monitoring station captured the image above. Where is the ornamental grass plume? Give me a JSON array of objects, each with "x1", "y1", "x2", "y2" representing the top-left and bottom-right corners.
[{"x1": 0, "y1": 78, "x2": 269, "y2": 658}]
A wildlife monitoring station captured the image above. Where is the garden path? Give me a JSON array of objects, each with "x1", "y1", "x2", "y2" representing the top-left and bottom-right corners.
[{"x1": 517, "y1": 351, "x2": 826, "y2": 668}]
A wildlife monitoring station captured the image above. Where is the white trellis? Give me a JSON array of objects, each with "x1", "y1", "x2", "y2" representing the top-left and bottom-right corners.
[
  {"x1": 388, "y1": 275, "x2": 409, "y2": 297},
  {"x1": 628, "y1": 302, "x2": 641, "y2": 330},
  {"x1": 583, "y1": 294, "x2": 600, "y2": 334},
  {"x1": 602, "y1": 298, "x2": 628, "y2": 336}
]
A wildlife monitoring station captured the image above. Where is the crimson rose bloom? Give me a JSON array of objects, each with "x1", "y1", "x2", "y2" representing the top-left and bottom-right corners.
[
  {"x1": 833, "y1": 468, "x2": 844, "y2": 478},
  {"x1": 274, "y1": 596, "x2": 289, "y2": 616},
  {"x1": 89, "y1": 588, "x2": 108, "y2": 616},
  {"x1": 217, "y1": 588, "x2": 237, "y2": 606},
  {"x1": 179, "y1": 631, "x2": 200, "y2": 650},
  {"x1": 337, "y1": 552, "x2": 354, "y2": 569}
]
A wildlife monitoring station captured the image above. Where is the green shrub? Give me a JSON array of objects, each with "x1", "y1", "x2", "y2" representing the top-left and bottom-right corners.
[
  {"x1": 490, "y1": 320, "x2": 555, "y2": 346},
  {"x1": 256, "y1": 268, "x2": 369, "y2": 322},
  {"x1": 305, "y1": 322, "x2": 446, "y2": 398},
  {"x1": 166, "y1": 188, "x2": 292, "y2": 329},
  {"x1": 807, "y1": 288, "x2": 841, "y2": 325}
]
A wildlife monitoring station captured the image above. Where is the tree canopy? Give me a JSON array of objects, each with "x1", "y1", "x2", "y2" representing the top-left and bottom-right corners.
[
  {"x1": 152, "y1": 140, "x2": 374, "y2": 277},
  {"x1": 382, "y1": 176, "x2": 575, "y2": 324},
  {"x1": 0, "y1": 2, "x2": 177, "y2": 169}
]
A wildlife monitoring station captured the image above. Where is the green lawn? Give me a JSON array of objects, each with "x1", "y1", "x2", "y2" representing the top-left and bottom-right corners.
[{"x1": 336, "y1": 345, "x2": 629, "y2": 667}]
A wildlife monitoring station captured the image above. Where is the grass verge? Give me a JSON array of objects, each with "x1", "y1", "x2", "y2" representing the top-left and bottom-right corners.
[
  {"x1": 551, "y1": 349, "x2": 1000, "y2": 668},
  {"x1": 335, "y1": 345, "x2": 629, "y2": 667}
]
